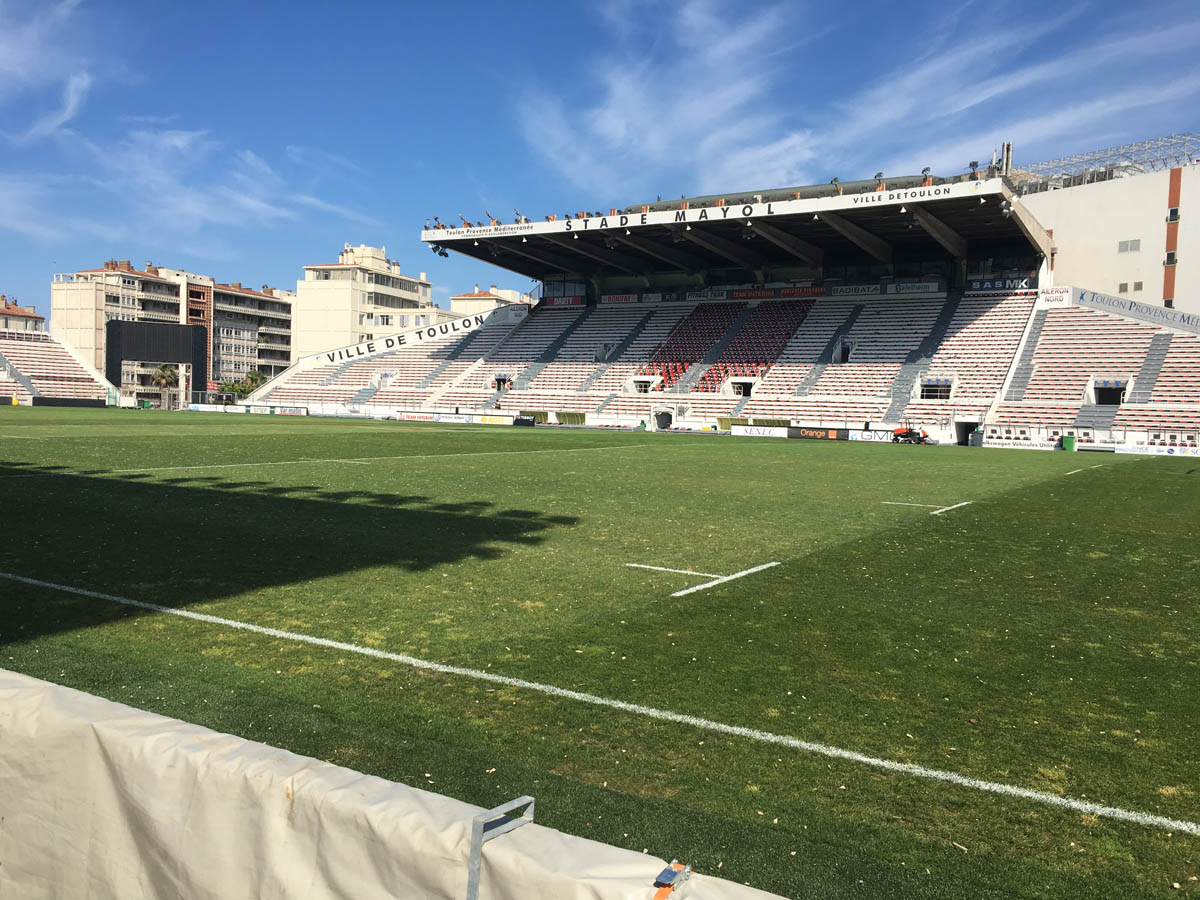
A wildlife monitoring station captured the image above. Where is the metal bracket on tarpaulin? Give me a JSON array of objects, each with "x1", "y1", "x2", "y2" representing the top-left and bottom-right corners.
[{"x1": 464, "y1": 795, "x2": 536, "y2": 900}]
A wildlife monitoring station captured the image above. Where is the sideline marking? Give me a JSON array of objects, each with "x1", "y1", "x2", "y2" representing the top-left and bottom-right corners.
[
  {"x1": 625, "y1": 563, "x2": 721, "y2": 578},
  {"x1": 3, "y1": 569, "x2": 1196, "y2": 838},
  {"x1": 930, "y1": 501, "x2": 972, "y2": 516},
  {"x1": 880, "y1": 501, "x2": 941, "y2": 508},
  {"x1": 0, "y1": 444, "x2": 651, "y2": 479},
  {"x1": 670, "y1": 561, "x2": 781, "y2": 597},
  {"x1": 1065, "y1": 469, "x2": 1083, "y2": 476}
]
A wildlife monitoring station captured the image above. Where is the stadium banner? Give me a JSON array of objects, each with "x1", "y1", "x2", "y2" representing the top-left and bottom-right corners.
[
  {"x1": 422, "y1": 179, "x2": 1002, "y2": 242},
  {"x1": 983, "y1": 438, "x2": 1059, "y2": 450},
  {"x1": 829, "y1": 284, "x2": 880, "y2": 296},
  {"x1": 395, "y1": 410, "x2": 435, "y2": 421},
  {"x1": 275, "y1": 406, "x2": 308, "y2": 416},
  {"x1": 187, "y1": 403, "x2": 245, "y2": 414},
  {"x1": 1038, "y1": 286, "x2": 1072, "y2": 307},
  {"x1": 543, "y1": 295, "x2": 584, "y2": 307},
  {"x1": 432, "y1": 413, "x2": 472, "y2": 424},
  {"x1": 641, "y1": 292, "x2": 664, "y2": 303},
  {"x1": 301, "y1": 314, "x2": 489, "y2": 369},
  {"x1": 1113, "y1": 444, "x2": 1200, "y2": 457},
  {"x1": 731, "y1": 424, "x2": 788, "y2": 438},
  {"x1": 787, "y1": 426, "x2": 847, "y2": 440},
  {"x1": 1073, "y1": 288, "x2": 1200, "y2": 335},
  {"x1": 885, "y1": 281, "x2": 941, "y2": 295},
  {"x1": 687, "y1": 289, "x2": 728, "y2": 301},
  {"x1": 474, "y1": 413, "x2": 514, "y2": 425},
  {"x1": 731, "y1": 289, "x2": 776, "y2": 299},
  {"x1": 247, "y1": 405, "x2": 273, "y2": 415},
  {"x1": 967, "y1": 276, "x2": 1038, "y2": 292},
  {"x1": 599, "y1": 293, "x2": 639, "y2": 304},
  {"x1": 780, "y1": 286, "x2": 825, "y2": 297},
  {"x1": 847, "y1": 430, "x2": 896, "y2": 441}
]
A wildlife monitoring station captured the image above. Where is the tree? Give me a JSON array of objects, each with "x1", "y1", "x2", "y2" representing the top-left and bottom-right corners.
[
  {"x1": 244, "y1": 369, "x2": 266, "y2": 391},
  {"x1": 150, "y1": 363, "x2": 178, "y2": 410}
]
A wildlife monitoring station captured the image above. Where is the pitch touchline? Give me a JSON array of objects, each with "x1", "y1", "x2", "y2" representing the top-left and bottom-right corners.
[
  {"x1": 4, "y1": 571, "x2": 1195, "y2": 837},
  {"x1": 0, "y1": 444, "x2": 650, "y2": 478}
]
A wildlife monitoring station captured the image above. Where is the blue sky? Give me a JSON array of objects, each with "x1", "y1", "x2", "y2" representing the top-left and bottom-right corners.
[{"x1": 2, "y1": 0, "x2": 1198, "y2": 320}]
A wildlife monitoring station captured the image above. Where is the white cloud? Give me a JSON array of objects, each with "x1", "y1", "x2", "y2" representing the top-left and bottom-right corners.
[
  {"x1": 19, "y1": 72, "x2": 92, "y2": 141},
  {"x1": 292, "y1": 194, "x2": 384, "y2": 227},
  {"x1": 285, "y1": 145, "x2": 363, "y2": 175},
  {"x1": 519, "y1": 1, "x2": 1200, "y2": 200}
]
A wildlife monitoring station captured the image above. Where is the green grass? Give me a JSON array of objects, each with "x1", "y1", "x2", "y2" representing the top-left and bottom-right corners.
[{"x1": 2, "y1": 406, "x2": 1198, "y2": 898}]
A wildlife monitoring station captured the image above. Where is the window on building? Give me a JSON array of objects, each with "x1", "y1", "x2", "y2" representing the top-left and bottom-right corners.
[
  {"x1": 1166, "y1": 251, "x2": 1177, "y2": 266},
  {"x1": 1165, "y1": 297, "x2": 1175, "y2": 309},
  {"x1": 1167, "y1": 207, "x2": 1180, "y2": 223},
  {"x1": 1117, "y1": 239, "x2": 1141, "y2": 253},
  {"x1": 1134, "y1": 281, "x2": 1143, "y2": 292},
  {"x1": 378, "y1": 315, "x2": 392, "y2": 326},
  {"x1": 1118, "y1": 282, "x2": 1129, "y2": 293}
]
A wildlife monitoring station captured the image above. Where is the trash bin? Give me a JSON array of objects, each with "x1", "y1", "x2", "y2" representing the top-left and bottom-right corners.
[{"x1": 1061, "y1": 435, "x2": 1076, "y2": 451}]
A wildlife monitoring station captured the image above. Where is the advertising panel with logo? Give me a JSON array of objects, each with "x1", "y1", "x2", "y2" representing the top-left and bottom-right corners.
[
  {"x1": 787, "y1": 426, "x2": 847, "y2": 440},
  {"x1": 731, "y1": 425, "x2": 788, "y2": 438}
]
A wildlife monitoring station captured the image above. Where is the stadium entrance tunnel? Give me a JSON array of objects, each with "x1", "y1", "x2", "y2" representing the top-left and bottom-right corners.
[
  {"x1": 654, "y1": 409, "x2": 673, "y2": 430},
  {"x1": 0, "y1": 462, "x2": 578, "y2": 642},
  {"x1": 954, "y1": 421, "x2": 980, "y2": 446}
]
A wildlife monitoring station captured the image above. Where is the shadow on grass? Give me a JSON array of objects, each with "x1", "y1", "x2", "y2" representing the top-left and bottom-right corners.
[{"x1": 0, "y1": 461, "x2": 577, "y2": 641}]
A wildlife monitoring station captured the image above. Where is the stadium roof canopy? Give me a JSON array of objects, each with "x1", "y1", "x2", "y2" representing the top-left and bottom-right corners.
[{"x1": 420, "y1": 176, "x2": 1052, "y2": 285}]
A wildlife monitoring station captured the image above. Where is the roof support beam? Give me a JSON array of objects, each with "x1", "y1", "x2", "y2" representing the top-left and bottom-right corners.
[
  {"x1": 608, "y1": 232, "x2": 705, "y2": 273},
  {"x1": 680, "y1": 227, "x2": 767, "y2": 274},
  {"x1": 911, "y1": 206, "x2": 967, "y2": 260},
  {"x1": 541, "y1": 234, "x2": 646, "y2": 276},
  {"x1": 999, "y1": 184, "x2": 1056, "y2": 261},
  {"x1": 819, "y1": 212, "x2": 892, "y2": 263},
  {"x1": 750, "y1": 221, "x2": 824, "y2": 265},
  {"x1": 495, "y1": 239, "x2": 591, "y2": 277}
]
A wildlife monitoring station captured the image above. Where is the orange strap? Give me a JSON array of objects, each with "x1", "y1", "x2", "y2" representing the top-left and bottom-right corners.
[{"x1": 651, "y1": 861, "x2": 688, "y2": 898}]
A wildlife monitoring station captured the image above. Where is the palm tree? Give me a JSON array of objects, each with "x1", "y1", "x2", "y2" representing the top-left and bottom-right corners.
[
  {"x1": 245, "y1": 368, "x2": 266, "y2": 391},
  {"x1": 150, "y1": 363, "x2": 178, "y2": 410}
]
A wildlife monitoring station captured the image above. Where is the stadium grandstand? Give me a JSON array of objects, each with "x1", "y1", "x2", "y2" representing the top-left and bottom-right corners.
[
  {"x1": 0, "y1": 297, "x2": 113, "y2": 406},
  {"x1": 246, "y1": 135, "x2": 1200, "y2": 449}
]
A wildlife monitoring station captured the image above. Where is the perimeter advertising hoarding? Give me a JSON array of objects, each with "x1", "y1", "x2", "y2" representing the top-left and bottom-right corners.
[
  {"x1": 787, "y1": 426, "x2": 847, "y2": 440},
  {"x1": 730, "y1": 425, "x2": 788, "y2": 438}
]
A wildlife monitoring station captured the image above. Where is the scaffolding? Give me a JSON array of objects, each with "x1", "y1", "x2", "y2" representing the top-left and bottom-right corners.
[{"x1": 1017, "y1": 133, "x2": 1200, "y2": 178}]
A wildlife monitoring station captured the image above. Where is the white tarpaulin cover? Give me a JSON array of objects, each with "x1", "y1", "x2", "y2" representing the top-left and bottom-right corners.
[{"x1": 0, "y1": 669, "x2": 785, "y2": 900}]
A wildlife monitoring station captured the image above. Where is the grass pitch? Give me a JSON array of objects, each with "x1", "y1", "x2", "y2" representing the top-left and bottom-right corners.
[{"x1": 1, "y1": 407, "x2": 1198, "y2": 898}]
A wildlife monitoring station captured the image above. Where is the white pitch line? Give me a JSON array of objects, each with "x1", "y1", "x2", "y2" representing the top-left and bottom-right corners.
[
  {"x1": 670, "y1": 561, "x2": 781, "y2": 597},
  {"x1": 625, "y1": 563, "x2": 722, "y2": 578},
  {"x1": 3, "y1": 569, "x2": 1196, "y2": 838},
  {"x1": 1065, "y1": 469, "x2": 1083, "y2": 475},
  {"x1": 880, "y1": 501, "x2": 941, "y2": 508},
  {"x1": 930, "y1": 501, "x2": 972, "y2": 516},
  {"x1": 0, "y1": 444, "x2": 650, "y2": 479}
]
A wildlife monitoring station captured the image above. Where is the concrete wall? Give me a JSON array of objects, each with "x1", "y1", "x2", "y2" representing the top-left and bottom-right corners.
[{"x1": 1023, "y1": 164, "x2": 1197, "y2": 313}]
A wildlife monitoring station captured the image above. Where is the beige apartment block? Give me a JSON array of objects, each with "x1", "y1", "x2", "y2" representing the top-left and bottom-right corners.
[
  {"x1": 1, "y1": 296, "x2": 45, "y2": 333},
  {"x1": 292, "y1": 244, "x2": 451, "y2": 358},
  {"x1": 449, "y1": 283, "x2": 533, "y2": 318}
]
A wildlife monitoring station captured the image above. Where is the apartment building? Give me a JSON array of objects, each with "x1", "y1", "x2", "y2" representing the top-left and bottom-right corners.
[
  {"x1": 51, "y1": 260, "x2": 294, "y2": 394},
  {"x1": 1, "y1": 296, "x2": 45, "y2": 333},
  {"x1": 292, "y1": 244, "x2": 450, "y2": 357}
]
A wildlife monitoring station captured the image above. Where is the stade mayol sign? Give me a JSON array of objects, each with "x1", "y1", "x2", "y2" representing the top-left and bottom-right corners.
[
  {"x1": 422, "y1": 180, "x2": 999, "y2": 242},
  {"x1": 312, "y1": 314, "x2": 488, "y2": 366}
]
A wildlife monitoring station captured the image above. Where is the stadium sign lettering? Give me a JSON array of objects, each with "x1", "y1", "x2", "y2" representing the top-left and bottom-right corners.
[
  {"x1": 851, "y1": 187, "x2": 952, "y2": 205},
  {"x1": 968, "y1": 277, "x2": 1034, "y2": 291},
  {"x1": 319, "y1": 314, "x2": 487, "y2": 364},
  {"x1": 830, "y1": 284, "x2": 881, "y2": 296},
  {"x1": 1074, "y1": 290, "x2": 1200, "y2": 335}
]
